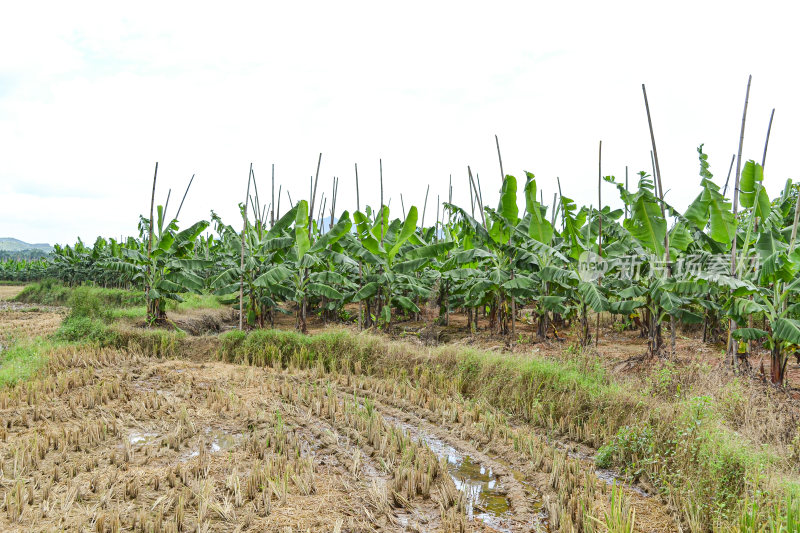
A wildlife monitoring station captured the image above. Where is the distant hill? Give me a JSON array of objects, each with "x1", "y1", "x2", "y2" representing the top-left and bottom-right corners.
[{"x1": 0, "y1": 238, "x2": 53, "y2": 253}]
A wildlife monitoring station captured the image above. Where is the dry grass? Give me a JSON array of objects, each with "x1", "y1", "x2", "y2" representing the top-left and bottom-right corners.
[
  {"x1": 0, "y1": 286, "x2": 25, "y2": 301},
  {"x1": 0, "y1": 308, "x2": 64, "y2": 344}
]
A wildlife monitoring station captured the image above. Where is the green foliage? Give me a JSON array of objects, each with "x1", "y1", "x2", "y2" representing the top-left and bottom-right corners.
[
  {"x1": 55, "y1": 316, "x2": 117, "y2": 344},
  {"x1": 0, "y1": 338, "x2": 49, "y2": 387},
  {"x1": 68, "y1": 286, "x2": 113, "y2": 321},
  {"x1": 14, "y1": 280, "x2": 145, "y2": 307}
]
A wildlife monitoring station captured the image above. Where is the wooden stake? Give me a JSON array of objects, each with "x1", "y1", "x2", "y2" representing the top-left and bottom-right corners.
[
  {"x1": 722, "y1": 154, "x2": 736, "y2": 197},
  {"x1": 239, "y1": 164, "x2": 253, "y2": 331},
  {"x1": 642, "y1": 84, "x2": 672, "y2": 357},
  {"x1": 330, "y1": 177, "x2": 336, "y2": 230},
  {"x1": 308, "y1": 153, "x2": 322, "y2": 239},
  {"x1": 161, "y1": 188, "x2": 172, "y2": 227},
  {"x1": 318, "y1": 194, "x2": 326, "y2": 230},
  {"x1": 175, "y1": 174, "x2": 195, "y2": 221},
  {"x1": 598, "y1": 141, "x2": 603, "y2": 257},
  {"x1": 435, "y1": 195, "x2": 440, "y2": 243},
  {"x1": 421, "y1": 184, "x2": 430, "y2": 229},
  {"x1": 476, "y1": 173, "x2": 485, "y2": 221},
  {"x1": 252, "y1": 169, "x2": 261, "y2": 226},
  {"x1": 728, "y1": 75, "x2": 753, "y2": 358},
  {"x1": 467, "y1": 167, "x2": 487, "y2": 229},
  {"x1": 355, "y1": 163, "x2": 360, "y2": 212},
  {"x1": 146, "y1": 162, "x2": 158, "y2": 321},
  {"x1": 495, "y1": 134, "x2": 505, "y2": 180},
  {"x1": 731, "y1": 77, "x2": 752, "y2": 277},
  {"x1": 642, "y1": 86, "x2": 668, "y2": 243},
  {"x1": 762, "y1": 108, "x2": 775, "y2": 169},
  {"x1": 469, "y1": 173, "x2": 475, "y2": 217},
  {"x1": 596, "y1": 140, "x2": 602, "y2": 348},
  {"x1": 271, "y1": 164, "x2": 275, "y2": 227},
  {"x1": 380, "y1": 159, "x2": 385, "y2": 242}
]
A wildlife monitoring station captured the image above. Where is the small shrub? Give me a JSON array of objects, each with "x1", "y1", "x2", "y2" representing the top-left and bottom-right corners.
[
  {"x1": 56, "y1": 316, "x2": 116, "y2": 344},
  {"x1": 0, "y1": 339, "x2": 48, "y2": 386},
  {"x1": 595, "y1": 443, "x2": 615, "y2": 469},
  {"x1": 68, "y1": 286, "x2": 112, "y2": 321}
]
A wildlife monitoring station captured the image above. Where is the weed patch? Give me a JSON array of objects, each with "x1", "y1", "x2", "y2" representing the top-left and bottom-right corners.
[{"x1": 0, "y1": 338, "x2": 50, "y2": 386}]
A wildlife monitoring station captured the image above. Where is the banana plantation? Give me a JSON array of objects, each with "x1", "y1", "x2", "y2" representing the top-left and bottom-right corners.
[{"x1": 4, "y1": 144, "x2": 800, "y2": 385}]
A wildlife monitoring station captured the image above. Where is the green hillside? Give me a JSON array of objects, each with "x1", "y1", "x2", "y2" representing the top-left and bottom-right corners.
[{"x1": 0, "y1": 238, "x2": 53, "y2": 253}]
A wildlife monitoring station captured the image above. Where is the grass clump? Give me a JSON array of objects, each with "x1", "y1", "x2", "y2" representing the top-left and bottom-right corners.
[
  {"x1": 56, "y1": 316, "x2": 117, "y2": 344},
  {"x1": 53, "y1": 285, "x2": 118, "y2": 344},
  {"x1": 0, "y1": 338, "x2": 50, "y2": 387},
  {"x1": 14, "y1": 279, "x2": 145, "y2": 307}
]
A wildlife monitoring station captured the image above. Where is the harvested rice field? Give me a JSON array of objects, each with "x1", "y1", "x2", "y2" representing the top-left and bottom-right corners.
[{"x1": 0, "y1": 331, "x2": 675, "y2": 532}]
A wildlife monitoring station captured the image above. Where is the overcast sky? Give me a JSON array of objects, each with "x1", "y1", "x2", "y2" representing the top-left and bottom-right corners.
[{"x1": 1, "y1": 1, "x2": 797, "y2": 245}]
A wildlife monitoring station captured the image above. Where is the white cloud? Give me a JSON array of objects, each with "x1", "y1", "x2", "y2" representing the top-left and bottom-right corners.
[{"x1": 0, "y1": 1, "x2": 798, "y2": 244}]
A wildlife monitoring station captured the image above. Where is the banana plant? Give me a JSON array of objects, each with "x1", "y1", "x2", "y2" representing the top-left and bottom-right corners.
[
  {"x1": 603, "y1": 173, "x2": 675, "y2": 354},
  {"x1": 718, "y1": 162, "x2": 800, "y2": 383},
  {"x1": 249, "y1": 200, "x2": 352, "y2": 333},
  {"x1": 348, "y1": 205, "x2": 423, "y2": 330},
  {"x1": 103, "y1": 206, "x2": 209, "y2": 323}
]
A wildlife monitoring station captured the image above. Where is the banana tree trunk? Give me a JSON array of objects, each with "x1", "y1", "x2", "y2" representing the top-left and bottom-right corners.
[
  {"x1": 670, "y1": 315, "x2": 676, "y2": 355},
  {"x1": 510, "y1": 270, "x2": 516, "y2": 337},
  {"x1": 537, "y1": 311, "x2": 549, "y2": 340},
  {"x1": 300, "y1": 268, "x2": 309, "y2": 334},
  {"x1": 580, "y1": 302, "x2": 590, "y2": 347},
  {"x1": 648, "y1": 312, "x2": 663, "y2": 357},
  {"x1": 771, "y1": 344, "x2": 787, "y2": 385}
]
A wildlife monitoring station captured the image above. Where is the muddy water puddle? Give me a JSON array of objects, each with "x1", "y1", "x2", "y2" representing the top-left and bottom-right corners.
[
  {"x1": 382, "y1": 414, "x2": 523, "y2": 532},
  {"x1": 209, "y1": 429, "x2": 239, "y2": 453},
  {"x1": 173, "y1": 428, "x2": 242, "y2": 460},
  {"x1": 129, "y1": 431, "x2": 160, "y2": 445}
]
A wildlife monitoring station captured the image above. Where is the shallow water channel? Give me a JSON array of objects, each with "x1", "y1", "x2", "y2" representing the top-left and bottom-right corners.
[{"x1": 382, "y1": 414, "x2": 536, "y2": 532}]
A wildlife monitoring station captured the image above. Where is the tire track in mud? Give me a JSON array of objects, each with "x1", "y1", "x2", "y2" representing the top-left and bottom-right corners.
[
  {"x1": 271, "y1": 391, "x2": 423, "y2": 531},
  {"x1": 269, "y1": 369, "x2": 545, "y2": 533},
  {"x1": 265, "y1": 371, "x2": 476, "y2": 532}
]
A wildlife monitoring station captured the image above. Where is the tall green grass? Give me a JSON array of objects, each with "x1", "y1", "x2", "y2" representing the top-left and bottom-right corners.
[
  {"x1": 14, "y1": 279, "x2": 145, "y2": 307},
  {"x1": 0, "y1": 337, "x2": 50, "y2": 387}
]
